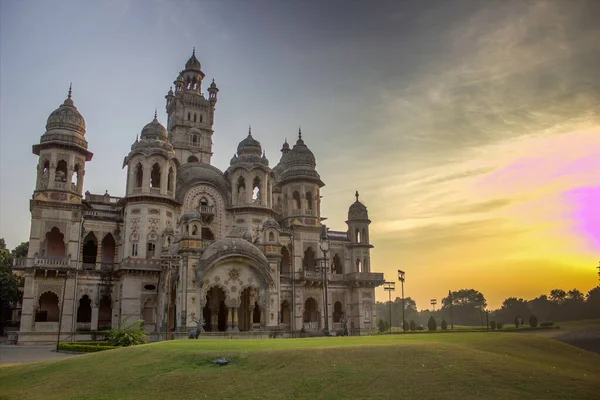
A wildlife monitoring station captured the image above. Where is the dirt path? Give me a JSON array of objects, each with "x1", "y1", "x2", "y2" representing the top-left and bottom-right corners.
[
  {"x1": 0, "y1": 345, "x2": 76, "y2": 366},
  {"x1": 518, "y1": 325, "x2": 600, "y2": 354}
]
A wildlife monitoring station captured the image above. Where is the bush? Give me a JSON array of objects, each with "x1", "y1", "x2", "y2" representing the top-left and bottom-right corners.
[
  {"x1": 58, "y1": 343, "x2": 119, "y2": 353},
  {"x1": 496, "y1": 323, "x2": 503, "y2": 329},
  {"x1": 409, "y1": 320, "x2": 416, "y2": 331},
  {"x1": 403, "y1": 320, "x2": 409, "y2": 332},
  {"x1": 540, "y1": 321, "x2": 554, "y2": 327},
  {"x1": 529, "y1": 315, "x2": 538, "y2": 328},
  {"x1": 103, "y1": 319, "x2": 147, "y2": 347},
  {"x1": 490, "y1": 320, "x2": 497, "y2": 330},
  {"x1": 427, "y1": 316, "x2": 437, "y2": 332},
  {"x1": 441, "y1": 320, "x2": 448, "y2": 331}
]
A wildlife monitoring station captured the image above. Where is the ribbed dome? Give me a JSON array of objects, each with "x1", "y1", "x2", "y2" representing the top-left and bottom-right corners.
[
  {"x1": 185, "y1": 48, "x2": 201, "y2": 70},
  {"x1": 140, "y1": 113, "x2": 168, "y2": 142},
  {"x1": 286, "y1": 129, "x2": 316, "y2": 168},
  {"x1": 348, "y1": 191, "x2": 369, "y2": 220},
  {"x1": 45, "y1": 90, "x2": 86, "y2": 136},
  {"x1": 262, "y1": 218, "x2": 280, "y2": 230},
  {"x1": 237, "y1": 128, "x2": 262, "y2": 156}
]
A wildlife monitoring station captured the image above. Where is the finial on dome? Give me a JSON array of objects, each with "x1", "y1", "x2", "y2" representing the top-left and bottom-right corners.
[
  {"x1": 192, "y1": 46, "x2": 195, "y2": 56},
  {"x1": 68, "y1": 83, "x2": 72, "y2": 99},
  {"x1": 136, "y1": 134, "x2": 139, "y2": 142},
  {"x1": 298, "y1": 126, "x2": 302, "y2": 140},
  {"x1": 248, "y1": 125, "x2": 252, "y2": 136},
  {"x1": 355, "y1": 190, "x2": 359, "y2": 201},
  {"x1": 154, "y1": 108, "x2": 158, "y2": 120}
]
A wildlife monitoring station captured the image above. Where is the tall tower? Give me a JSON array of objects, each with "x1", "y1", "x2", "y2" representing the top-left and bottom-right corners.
[
  {"x1": 165, "y1": 49, "x2": 219, "y2": 165},
  {"x1": 346, "y1": 191, "x2": 374, "y2": 273}
]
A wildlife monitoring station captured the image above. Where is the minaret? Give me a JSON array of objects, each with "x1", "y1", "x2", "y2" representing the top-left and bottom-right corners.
[
  {"x1": 165, "y1": 48, "x2": 219, "y2": 165},
  {"x1": 346, "y1": 191, "x2": 374, "y2": 273}
]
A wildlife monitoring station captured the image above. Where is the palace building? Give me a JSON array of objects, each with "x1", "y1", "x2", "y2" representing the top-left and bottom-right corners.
[{"x1": 13, "y1": 51, "x2": 384, "y2": 344}]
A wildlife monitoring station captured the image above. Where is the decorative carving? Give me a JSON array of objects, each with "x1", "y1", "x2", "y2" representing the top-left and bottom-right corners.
[
  {"x1": 166, "y1": 211, "x2": 173, "y2": 218},
  {"x1": 228, "y1": 267, "x2": 239, "y2": 281},
  {"x1": 31, "y1": 208, "x2": 43, "y2": 219},
  {"x1": 149, "y1": 209, "x2": 160, "y2": 215},
  {"x1": 132, "y1": 209, "x2": 141, "y2": 214}
]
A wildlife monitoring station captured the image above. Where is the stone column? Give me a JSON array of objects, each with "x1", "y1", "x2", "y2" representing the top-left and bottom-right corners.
[
  {"x1": 260, "y1": 309, "x2": 265, "y2": 329},
  {"x1": 91, "y1": 307, "x2": 99, "y2": 331},
  {"x1": 232, "y1": 308, "x2": 239, "y2": 332}
]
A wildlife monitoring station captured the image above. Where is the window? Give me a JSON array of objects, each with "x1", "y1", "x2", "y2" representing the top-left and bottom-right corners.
[
  {"x1": 147, "y1": 243, "x2": 156, "y2": 258},
  {"x1": 187, "y1": 112, "x2": 191, "y2": 121},
  {"x1": 292, "y1": 191, "x2": 301, "y2": 210},
  {"x1": 132, "y1": 243, "x2": 138, "y2": 257},
  {"x1": 150, "y1": 163, "x2": 161, "y2": 188},
  {"x1": 193, "y1": 114, "x2": 197, "y2": 122},
  {"x1": 135, "y1": 163, "x2": 143, "y2": 188},
  {"x1": 268, "y1": 232, "x2": 275, "y2": 242},
  {"x1": 167, "y1": 167, "x2": 174, "y2": 192},
  {"x1": 55, "y1": 160, "x2": 67, "y2": 182},
  {"x1": 306, "y1": 191, "x2": 313, "y2": 210},
  {"x1": 187, "y1": 156, "x2": 198, "y2": 163}
]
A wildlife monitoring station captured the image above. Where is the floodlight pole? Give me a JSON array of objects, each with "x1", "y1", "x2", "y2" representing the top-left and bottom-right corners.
[
  {"x1": 320, "y1": 225, "x2": 330, "y2": 336},
  {"x1": 56, "y1": 271, "x2": 70, "y2": 352},
  {"x1": 398, "y1": 270, "x2": 405, "y2": 333},
  {"x1": 383, "y1": 282, "x2": 396, "y2": 333},
  {"x1": 430, "y1": 299, "x2": 437, "y2": 313}
]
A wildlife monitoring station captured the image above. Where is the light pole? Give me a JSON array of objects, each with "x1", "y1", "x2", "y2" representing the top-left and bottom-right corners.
[
  {"x1": 383, "y1": 282, "x2": 396, "y2": 333},
  {"x1": 397, "y1": 270, "x2": 405, "y2": 333},
  {"x1": 430, "y1": 299, "x2": 437, "y2": 313},
  {"x1": 448, "y1": 290, "x2": 454, "y2": 331},
  {"x1": 56, "y1": 270, "x2": 70, "y2": 351},
  {"x1": 319, "y1": 224, "x2": 330, "y2": 336}
]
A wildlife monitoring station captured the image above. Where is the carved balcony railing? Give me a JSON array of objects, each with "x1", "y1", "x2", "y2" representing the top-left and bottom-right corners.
[
  {"x1": 345, "y1": 272, "x2": 385, "y2": 286},
  {"x1": 150, "y1": 187, "x2": 161, "y2": 195},
  {"x1": 303, "y1": 322, "x2": 320, "y2": 331},
  {"x1": 132, "y1": 187, "x2": 142, "y2": 194},
  {"x1": 13, "y1": 257, "x2": 72, "y2": 270}
]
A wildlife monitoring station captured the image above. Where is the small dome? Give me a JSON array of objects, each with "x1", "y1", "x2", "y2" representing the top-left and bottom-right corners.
[
  {"x1": 261, "y1": 151, "x2": 269, "y2": 165},
  {"x1": 230, "y1": 153, "x2": 239, "y2": 165},
  {"x1": 237, "y1": 127, "x2": 262, "y2": 156},
  {"x1": 210, "y1": 79, "x2": 217, "y2": 89},
  {"x1": 262, "y1": 218, "x2": 280, "y2": 230},
  {"x1": 185, "y1": 48, "x2": 201, "y2": 71},
  {"x1": 140, "y1": 112, "x2": 168, "y2": 142},
  {"x1": 348, "y1": 191, "x2": 369, "y2": 220},
  {"x1": 287, "y1": 128, "x2": 316, "y2": 168},
  {"x1": 45, "y1": 89, "x2": 86, "y2": 136}
]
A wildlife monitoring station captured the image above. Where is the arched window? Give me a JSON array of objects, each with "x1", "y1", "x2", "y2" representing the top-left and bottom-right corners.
[
  {"x1": 252, "y1": 176, "x2": 261, "y2": 202},
  {"x1": 303, "y1": 247, "x2": 316, "y2": 272},
  {"x1": 191, "y1": 225, "x2": 198, "y2": 236},
  {"x1": 355, "y1": 229, "x2": 361, "y2": 243},
  {"x1": 36, "y1": 292, "x2": 59, "y2": 322},
  {"x1": 45, "y1": 227, "x2": 65, "y2": 258},
  {"x1": 333, "y1": 301, "x2": 343, "y2": 323},
  {"x1": 150, "y1": 163, "x2": 161, "y2": 188},
  {"x1": 167, "y1": 167, "x2": 174, "y2": 192},
  {"x1": 268, "y1": 232, "x2": 275, "y2": 242},
  {"x1": 193, "y1": 113, "x2": 197, "y2": 122},
  {"x1": 98, "y1": 296, "x2": 112, "y2": 330},
  {"x1": 292, "y1": 191, "x2": 301, "y2": 210},
  {"x1": 362, "y1": 229, "x2": 367, "y2": 243},
  {"x1": 356, "y1": 258, "x2": 362, "y2": 273},
  {"x1": 306, "y1": 191, "x2": 313, "y2": 210},
  {"x1": 135, "y1": 163, "x2": 143, "y2": 188},
  {"x1": 146, "y1": 242, "x2": 156, "y2": 259},
  {"x1": 237, "y1": 176, "x2": 246, "y2": 203},
  {"x1": 187, "y1": 112, "x2": 191, "y2": 121},
  {"x1": 77, "y1": 295, "x2": 92, "y2": 323},
  {"x1": 363, "y1": 257, "x2": 369, "y2": 272},
  {"x1": 101, "y1": 233, "x2": 116, "y2": 264},
  {"x1": 303, "y1": 298, "x2": 318, "y2": 323},
  {"x1": 280, "y1": 300, "x2": 291, "y2": 324},
  {"x1": 280, "y1": 246, "x2": 290, "y2": 274},
  {"x1": 188, "y1": 156, "x2": 199, "y2": 163},
  {"x1": 71, "y1": 164, "x2": 79, "y2": 187},
  {"x1": 332, "y1": 253, "x2": 342, "y2": 274},
  {"x1": 200, "y1": 114, "x2": 203, "y2": 123},
  {"x1": 55, "y1": 160, "x2": 67, "y2": 183},
  {"x1": 40, "y1": 160, "x2": 50, "y2": 189},
  {"x1": 82, "y1": 232, "x2": 98, "y2": 264}
]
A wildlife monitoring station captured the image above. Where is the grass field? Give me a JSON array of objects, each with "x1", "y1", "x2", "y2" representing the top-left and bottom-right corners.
[{"x1": 1, "y1": 333, "x2": 599, "y2": 400}]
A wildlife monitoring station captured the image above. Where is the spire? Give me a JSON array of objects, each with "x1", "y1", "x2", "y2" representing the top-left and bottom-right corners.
[
  {"x1": 355, "y1": 190, "x2": 359, "y2": 202},
  {"x1": 154, "y1": 108, "x2": 158, "y2": 120},
  {"x1": 192, "y1": 46, "x2": 195, "y2": 56},
  {"x1": 298, "y1": 126, "x2": 302, "y2": 140},
  {"x1": 68, "y1": 83, "x2": 72, "y2": 99},
  {"x1": 248, "y1": 125, "x2": 252, "y2": 136}
]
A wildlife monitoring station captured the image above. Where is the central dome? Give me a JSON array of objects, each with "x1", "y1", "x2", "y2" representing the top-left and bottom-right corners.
[
  {"x1": 140, "y1": 113, "x2": 168, "y2": 142},
  {"x1": 185, "y1": 48, "x2": 201, "y2": 71},
  {"x1": 45, "y1": 92, "x2": 86, "y2": 136}
]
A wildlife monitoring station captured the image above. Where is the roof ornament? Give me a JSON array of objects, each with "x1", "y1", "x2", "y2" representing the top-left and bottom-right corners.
[
  {"x1": 192, "y1": 46, "x2": 196, "y2": 56},
  {"x1": 298, "y1": 126, "x2": 302, "y2": 140},
  {"x1": 136, "y1": 134, "x2": 139, "y2": 142},
  {"x1": 68, "y1": 82, "x2": 72, "y2": 99},
  {"x1": 154, "y1": 108, "x2": 158, "y2": 120},
  {"x1": 248, "y1": 125, "x2": 252, "y2": 137},
  {"x1": 355, "y1": 190, "x2": 359, "y2": 202}
]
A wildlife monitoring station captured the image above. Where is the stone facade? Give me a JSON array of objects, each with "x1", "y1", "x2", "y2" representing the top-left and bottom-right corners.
[{"x1": 13, "y1": 52, "x2": 384, "y2": 344}]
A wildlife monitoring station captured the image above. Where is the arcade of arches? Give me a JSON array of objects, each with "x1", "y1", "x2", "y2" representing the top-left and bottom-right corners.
[{"x1": 202, "y1": 286, "x2": 264, "y2": 332}]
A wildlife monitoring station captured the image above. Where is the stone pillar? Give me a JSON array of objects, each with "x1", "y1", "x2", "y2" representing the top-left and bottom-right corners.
[
  {"x1": 232, "y1": 308, "x2": 239, "y2": 332},
  {"x1": 91, "y1": 307, "x2": 99, "y2": 331},
  {"x1": 260, "y1": 309, "x2": 265, "y2": 329}
]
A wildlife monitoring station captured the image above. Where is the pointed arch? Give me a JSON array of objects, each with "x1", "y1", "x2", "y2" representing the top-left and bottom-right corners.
[
  {"x1": 363, "y1": 257, "x2": 369, "y2": 272},
  {"x1": 71, "y1": 164, "x2": 80, "y2": 187},
  {"x1": 55, "y1": 160, "x2": 67, "y2": 182},
  {"x1": 135, "y1": 163, "x2": 143, "y2": 188},
  {"x1": 306, "y1": 191, "x2": 313, "y2": 210},
  {"x1": 36, "y1": 292, "x2": 60, "y2": 322},
  {"x1": 101, "y1": 233, "x2": 116, "y2": 264},
  {"x1": 362, "y1": 228, "x2": 367, "y2": 243},
  {"x1": 237, "y1": 176, "x2": 246, "y2": 204},
  {"x1": 77, "y1": 295, "x2": 92, "y2": 323},
  {"x1": 150, "y1": 163, "x2": 161, "y2": 188},
  {"x1": 355, "y1": 229, "x2": 361, "y2": 243},
  {"x1": 252, "y1": 176, "x2": 261, "y2": 202},
  {"x1": 292, "y1": 191, "x2": 301, "y2": 210},
  {"x1": 167, "y1": 167, "x2": 174, "y2": 193},
  {"x1": 45, "y1": 227, "x2": 65, "y2": 258},
  {"x1": 356, "y1": 258, "x2": 362, "y2": 273},
  {"x1": 303, "y1": 247, "x2": 316, "y2": 272},
  {"x1": 280, "y1": 246, "x2": 290, "y2": 274},
  {"x1": 82, "y1": 232, "x2": 98, "y2": 264},
  {"x1": 332, "y1": 253, "x2": 342, "y2": 274}
]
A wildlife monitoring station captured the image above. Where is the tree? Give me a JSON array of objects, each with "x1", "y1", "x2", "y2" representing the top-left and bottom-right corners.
[
  {"x1": 442, "y1": 289, "x2": 487, "y2": 326},
  {"x1": 427, "y1": 316, "x2": 437, "y2": 331},
  {"x1": 0, "y1": 239, "x2": 24, "y2": 329},
  {"x1": 490, "y1": 320, "x2": 496, "y2": 330},
  {"x1": 402, "y1": 320, "x2": 409, "y2": 332},
  {"x1": 549, "y1": 289, "x2": 567, "y2": 305},
  {"x1": 529, "y1": 315, "x2": 538, "y2": 328},
  {"x1": 378, "y1": 319, "x2": 387, "y2": 333},
  {"x1": 11, "y1": 242, "x2": 28, "y2": 259},
  {"x1": 584, "y1": 286, "x2": 600, "y2": 318},
  {"x1": 409, "y1": 320, "x2": 416, "y2": 331},
  {"x1": 441, "y1": 319, "x2": 447, "y2": 330}
]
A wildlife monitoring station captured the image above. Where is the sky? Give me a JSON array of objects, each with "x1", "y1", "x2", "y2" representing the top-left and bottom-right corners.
[{"x1": 1, "y1": 0, "x2": 599, "y2": 309}]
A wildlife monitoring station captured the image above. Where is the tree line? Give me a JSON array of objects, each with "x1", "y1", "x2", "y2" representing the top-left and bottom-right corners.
[{"x1": 377, "y1": 287, "x2": 600, "y2": 328}]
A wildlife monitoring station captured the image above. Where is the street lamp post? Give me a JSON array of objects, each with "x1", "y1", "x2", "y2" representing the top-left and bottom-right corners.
[
  {"x1": 430, "y1": 299, "x2": 437, "y2": 313},
  {"x1": 383, "y1": 282, "x2": 396, "y2": 333},
  {"x1": 397, "y1": 270, "x2": 405, "y2": 333},
  {"x1": 320, "y1": 225, "x2": 331, "y2": 336}
]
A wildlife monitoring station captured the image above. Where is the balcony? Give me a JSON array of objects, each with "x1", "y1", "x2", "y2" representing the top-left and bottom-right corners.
[
  {"x1": 13, "y1": 257, "x2": 71, "y2": 270},
  {"x1": 150, "y1": 187, "x2": 161, "y2": 195},
  {"x1": 345, "y1": 272, "x2": 385, "y2": 287}
]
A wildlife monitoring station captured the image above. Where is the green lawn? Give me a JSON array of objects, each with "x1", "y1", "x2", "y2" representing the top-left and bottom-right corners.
[{"x1": 1, "y1": 333, "x2": 599, "y2": 400}]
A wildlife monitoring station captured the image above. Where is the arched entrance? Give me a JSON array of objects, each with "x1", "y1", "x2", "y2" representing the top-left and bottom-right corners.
[
  {"x1": 101, "y1": 234, "x2": 116, "y2": 264},
  {"x1": 280, "y1": 300, "x2": 291, "y2": 325},
  {"x1": 202, "y1": 286, "x2": 228, "y2": 332},
  {"x1": 98, "y1": 296, "x2": 112, "y2": 330},
  {"x1": 36, "y1": 291, "x2": 60, "y2": 322},
  {"x1": 239, "y1": 287, "x2": 262, "y2": 331},
  {"x1": 45, "y1": 228, "x2": 65, "y2": 258},
  {"x1": 82, "y1": 233, "x2": 98, "y2": 264},
  {"x1": 303, "y1": 297, "x2": 319, "y2": 330}
]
